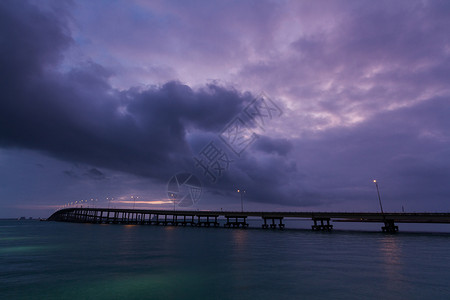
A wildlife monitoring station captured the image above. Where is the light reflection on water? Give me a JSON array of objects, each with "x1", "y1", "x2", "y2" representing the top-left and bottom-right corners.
[
  {"x1": 0, "y1": 245, "x2": 51, "y2": 254},
  {"x1": 1, "y1": 220, "x2": 450, "y2": 299},
  {"x1": 379, "y1": 235, "x2": 409, "y2": 296}
]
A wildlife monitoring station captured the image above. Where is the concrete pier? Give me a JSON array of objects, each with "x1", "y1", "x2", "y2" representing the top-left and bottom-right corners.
[
  {"x1": 224, "y1": 215, "x2": 248, "y2": 228},
  {"x1": 382, "y1": 220, "x2": 399, "y2": 233},
  {"x1": 262, "y1": 217, "x2": 285, "y2": 229},
  {"x1": 196, "y1": 214, "x2": 220, "y2": 227},
  {"x1": 311, "y1": 218, "x2": 333, "y2": 231}
]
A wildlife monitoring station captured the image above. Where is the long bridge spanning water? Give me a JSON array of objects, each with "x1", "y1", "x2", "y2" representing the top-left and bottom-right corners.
[{"x1": 48, "y1": 208, "x2": 450, "y2": 233}]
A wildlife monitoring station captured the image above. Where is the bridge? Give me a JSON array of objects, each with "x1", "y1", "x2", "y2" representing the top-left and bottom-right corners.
[{"x1": 47, "y1": 208, "x2": 450, "y2": 232}]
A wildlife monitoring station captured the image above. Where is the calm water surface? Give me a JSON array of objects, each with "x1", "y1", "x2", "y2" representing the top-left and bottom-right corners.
[{"x1": 1, "y1": 220, "x2": 450, "y2": 299}]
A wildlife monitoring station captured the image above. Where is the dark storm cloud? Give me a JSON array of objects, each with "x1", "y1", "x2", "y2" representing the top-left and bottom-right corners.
[
  {"x1": 85, "y1": 167, "x2": 105, "y2": 180},
  {"x1": 3, "y1": 1, "x2": 450, "y2": 211},
  {"x1": 227, "y1": 152, "x2": 308, "y2": 206},
  {"x1": 0, "y1": 1, "x2": 71, "y2": 79},
  {"x1": 64, "y1": 166, "x2": 106, "y2": 181},
  {"x1": 253, "y1": 136, "x2": 293, "y2": 156},
  {"x1": 0, "y1": 0, "x2": 300, "y2": 207},
  {"x1": 0, "y1": 1, "x2": 248, "y2": 182},
  {"x1": 1, "y1": 0, "x2": 305, "y2": 210}
]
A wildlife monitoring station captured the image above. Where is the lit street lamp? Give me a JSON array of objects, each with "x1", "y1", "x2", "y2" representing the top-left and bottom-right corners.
[
  {"x1": 107, "y1": 197, "x2": 113, "y2": 209},
  {"x1": 131, "y1": 196, "x2": 139, "y2": 209},
  {"x1": 170, "y1": 193, "x2": 176, "y2": 211},
  {"x1": 373, "y1": 180, "x2": 384, "y2": 215},
  {"x1": 237, "y1": 189, "x2": 246, "y2": 212}
]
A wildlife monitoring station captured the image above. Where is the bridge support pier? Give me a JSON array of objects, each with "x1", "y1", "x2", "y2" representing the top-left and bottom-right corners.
[
  {"x1": 382, "y1": 220, "x2": 398, "y2": 233},
  {"x1": 224, "y1": 216, "x2": 248, "y2": 228},
  {"x1": 312, "y1": 218, "x2": 333, "y2": 231},
  {"x1": 173, "y1": 214, "x2": 196, "y2": 226},
  {"x1": 262, "y1": 217, "x2": 285, "y2": 229},
  {"x1": 196, "y1": 215, "x2": 220, "y2": 227}
]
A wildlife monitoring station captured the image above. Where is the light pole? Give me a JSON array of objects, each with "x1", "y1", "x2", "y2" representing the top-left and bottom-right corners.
[
  {"x1": 237, "y1": 189, "x2": 246, "y2": 212},
  {"x1": 373, "y1": 180, "x2": 384, "y2": 215},
  {"x1": 107, "y1": 197, "x2": 113, "y2": 209},
  {"x1": 131, "y1": 196, "x2": 138, "y2": 209},
  {"x1": 170, "y1": 193, "x2": 176, "y2": 211}
]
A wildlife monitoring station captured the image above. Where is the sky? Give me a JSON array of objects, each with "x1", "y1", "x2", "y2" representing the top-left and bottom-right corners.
[{"x1": 1, "y1": 0, "x2": 450, "y2": 218}]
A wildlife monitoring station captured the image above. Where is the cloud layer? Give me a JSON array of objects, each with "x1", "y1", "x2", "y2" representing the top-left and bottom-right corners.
[{"x1": 1, "y1": 0, "x2": 450, "y2": 214}]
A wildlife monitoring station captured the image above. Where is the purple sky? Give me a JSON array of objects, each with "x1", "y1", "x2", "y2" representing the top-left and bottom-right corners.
[{"x1": 1, "y1": 0, "x2": 450, "y2": 218}]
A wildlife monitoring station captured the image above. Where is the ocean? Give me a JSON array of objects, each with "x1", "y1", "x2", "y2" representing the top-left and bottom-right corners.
[{"x1": 1, "y1": 219, "x2": 450, "y2": 299}]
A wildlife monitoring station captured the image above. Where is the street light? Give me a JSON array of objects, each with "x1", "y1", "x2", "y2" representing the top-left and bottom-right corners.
[
  {"x1": 373, "y1": 180, "x2": 384, "y2": 215},
  {"x1": 131, "y1": 196, "x2": 138, "y2": 209},
  {"x1": 170, "y1": 193, "x2": 176, "y2": 211},
  {"x1": 107, "y1": 197, "x2": 113, "y2": 209},
  {"x1": 237, "y1": 189, "x2": 246, "y2": 212}
]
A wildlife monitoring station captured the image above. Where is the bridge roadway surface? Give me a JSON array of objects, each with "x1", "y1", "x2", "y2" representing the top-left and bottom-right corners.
[{"x1": 48, "y1": 208, "x2": 450, "y2": 224}]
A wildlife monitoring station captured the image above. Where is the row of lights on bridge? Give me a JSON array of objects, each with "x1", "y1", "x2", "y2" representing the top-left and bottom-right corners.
[{"x1": 59, "y1": 181, "x2": 385, "y2": 213}]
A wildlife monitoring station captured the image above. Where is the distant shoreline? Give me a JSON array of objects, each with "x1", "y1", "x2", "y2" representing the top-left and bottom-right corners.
[{"x1": 0, "y1": 218, "x2": 41, "y2": 221}]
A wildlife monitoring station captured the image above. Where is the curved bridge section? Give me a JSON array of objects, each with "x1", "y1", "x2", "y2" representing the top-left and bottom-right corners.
[{"x1": 48, "y1": 208, "x2": 450, "y2": 233}]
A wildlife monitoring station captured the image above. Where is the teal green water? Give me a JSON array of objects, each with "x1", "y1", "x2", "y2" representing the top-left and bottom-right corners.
[{"x1": 1, "y1": 220, "x2": 450, "y2": 299}]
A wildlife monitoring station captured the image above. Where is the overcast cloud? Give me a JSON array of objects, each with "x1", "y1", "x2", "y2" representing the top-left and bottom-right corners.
[{"x1": 1, "y1": 0, "x2": 450, "y2": 217}]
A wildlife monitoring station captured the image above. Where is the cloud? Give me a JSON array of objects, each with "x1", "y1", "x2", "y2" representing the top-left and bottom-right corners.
[
  {"x1": 0, "y1": 0, "x2": 72, "y2": 80},
  {"x1": 236, "y1": 0, "x2": 450, "y2": 132},
  {"x1": 253, "y1": 136, "x2": 293, "y2": 156},
  {"x1": 64, "y1": 166, "x2": 106, "y2": 180},
  {"x1": 286, "y1": 95, "x2": 450, "y2": 210},
  {"x1": 2, "y1": 0, "x2": 450, "y2": 212},
  {"x1": 0, "y1": 1, "x2": 298, "y2": 207},
  {"x1": 68, "y1": 0, "x2": 283, "y2": 86}
]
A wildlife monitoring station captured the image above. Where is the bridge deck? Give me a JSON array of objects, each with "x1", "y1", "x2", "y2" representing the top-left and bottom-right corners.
[{"x1": 47, "y1": 208, "x2": 450, "y2": 232}]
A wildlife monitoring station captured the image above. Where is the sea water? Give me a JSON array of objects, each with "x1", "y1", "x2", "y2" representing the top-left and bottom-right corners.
[{"x1": 1, "y1": 219, "x2": 450, "y2": 300}]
